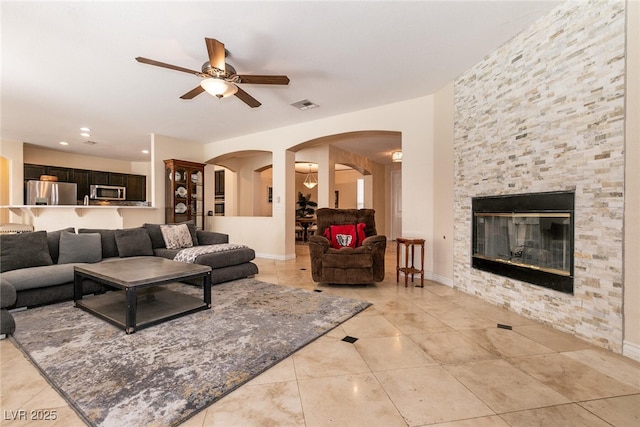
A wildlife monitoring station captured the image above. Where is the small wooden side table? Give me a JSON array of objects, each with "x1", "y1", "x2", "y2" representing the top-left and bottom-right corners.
[{"x1": 396, "y1": 237, "x2": 425, "y2": 287}]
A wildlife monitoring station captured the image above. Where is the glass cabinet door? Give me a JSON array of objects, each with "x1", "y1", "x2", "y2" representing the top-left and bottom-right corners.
[{"x1": 164, "y1": 159, "x2": 206, "y2": 229}]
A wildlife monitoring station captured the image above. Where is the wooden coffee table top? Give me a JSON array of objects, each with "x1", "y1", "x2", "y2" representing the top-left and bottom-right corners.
[{"x1": 74, "y1": 257, "x2": 211, "y2": 287}]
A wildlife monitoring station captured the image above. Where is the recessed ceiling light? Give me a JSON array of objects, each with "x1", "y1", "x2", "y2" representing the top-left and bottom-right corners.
[
  {"x1": 142, "y1": 149, "x2": 149, "y2": 154},
  {"x1": 80, "y1": 132, "x2": 90, "y2": 137},
  {"x1": 59, "y1": 141, "x2": 69, "y2": 146},
  {"x1": 80, "y1": 127, "x2": 91, "y2": 132}
]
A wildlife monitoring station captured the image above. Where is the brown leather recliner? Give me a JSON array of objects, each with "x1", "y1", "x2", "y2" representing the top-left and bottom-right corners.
[{"x1": 308, "y1": 208, "x2": 387, "y2": 284}]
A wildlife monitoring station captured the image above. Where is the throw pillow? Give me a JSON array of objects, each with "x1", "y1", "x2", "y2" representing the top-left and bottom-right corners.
[
  {"x1": 78, "y1": 228, "x2": 119, "y2": 258},
  {"x1": 46, "y1": 227, "x2": 75, "y2": 264},
  {"x1": 143, "y1": 222, "x2": 199, "y2": 248},
  {"x1": 323, "y1": 223, "x2": 367, "y2": 250},
  {"x1": 160, "y1": 224, "x2": 194, "y2": 249},
  {"x1": 0, "y1": 231, "x2": 53, "y2": 273},
  {"x1": 58, "y1": 231, "x2": 102, "y2": 264},
  {"x1": 114, "y1": 227, "x2": 154, "y2": 257}
]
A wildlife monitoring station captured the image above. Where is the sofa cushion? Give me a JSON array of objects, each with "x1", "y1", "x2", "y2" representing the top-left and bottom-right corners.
[
  {"x1": 1, "y1": 263, "x2": 78, "y2": 291},
  {"x1": 47, "y1": 227, "x2": 75, "y2": 264},
  {"x1": 144, "y1": 222, "x2": 198, "y2": 248},
  {"x1": 160, "y1": 224, "x2": 193, "y2": 249},
  {"x1": 58, "y1": 231, "x2": 102, "y2": 264},
  {"x1": 114, "y1": 227, "x2": 153, "y2": 257},
  {"x1": 0, "y1": 231, "x2": 53, "y2": 273},
  {"x1": 78, "y1": 228, "x2": 119, "y2": 258}
]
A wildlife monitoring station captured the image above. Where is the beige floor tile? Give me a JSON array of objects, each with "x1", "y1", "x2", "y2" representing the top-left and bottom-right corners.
[
  {"x1": 355, "y1": 335, "x2": 437, "y2": 371},
  {"x1": 203, "y1": 381, "x2": 305, "y2": 427},
  {"x1": 409, "y1": 331, "x2": 497, "y2": 364},
  {"x1": 509, "y1": 353, "x2": 640, "y2": 401},
  {"x1": 469, "y1": 306, "x2": 538, "y2": 327},
  {"x1": 383, "y1": 311, "x2": 452, "y2": 335},
  {"x1": 563, "y1": 348, "x2": 640, "y2": 389},
  {"x1": 499, "y1": 403, "x2": 612, "y2": 426},
  {"x1": 513, "y1": 324, "x2": 596, "y2": 352},
  {"x1": 297, "y1": 373, "x2": 406, "y2": 427},
  {"x1": 427, "y1": 307, "x2": 496, "y2": 330},
  {"x1": 340, "y1": 314, "x2": 401, "y2": 338},
  {"x1": 248, "y1": 356, "x2": 297, "y2": 385},
  {"x1": 459, "y1": 327, "x2": 555, "y2": 358},
  {"x1": 429, "y1": 416, "x2": 511, "y2": 427},
  {"x1": 375, "y1": 366, "x2": 495, "y2": 425},
  {"x1": 579, "y1": 394, "x2": 640, "y2": 426},
  {"x1": 444, "y1": 359, "x2": 571, "y2": 413},
  {"x1": 4, "y1": 245, "x2": 639, "y2": 426},
  {"x1": 292, "y1": 336, "x2": 370, "y2": 380}
]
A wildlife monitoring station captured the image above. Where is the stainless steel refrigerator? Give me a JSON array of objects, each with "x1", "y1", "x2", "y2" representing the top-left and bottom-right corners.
[{"x1": 26, "y1": 180, "x2": 77, "y2": 205}]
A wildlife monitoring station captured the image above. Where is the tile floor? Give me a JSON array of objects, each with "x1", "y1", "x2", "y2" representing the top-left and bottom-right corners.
[{"x1": 1, "y1": 244, "x2": 639, "y2": 426}]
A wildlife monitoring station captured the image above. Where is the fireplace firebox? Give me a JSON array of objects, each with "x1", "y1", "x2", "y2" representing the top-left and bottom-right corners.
[{"x1": 472, "y1": 191, "x2": 574, "y2": 294}]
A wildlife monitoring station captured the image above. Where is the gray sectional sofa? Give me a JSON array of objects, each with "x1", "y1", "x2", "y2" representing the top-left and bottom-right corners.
[{"x1": 0, "y1": 223, "x2": 258, "y2": 335}]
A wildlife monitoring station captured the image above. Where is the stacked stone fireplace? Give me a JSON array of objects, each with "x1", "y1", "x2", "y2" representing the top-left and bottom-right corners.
[{"x1": 453, "y1": 0, "x2": 625, "y2": 351}]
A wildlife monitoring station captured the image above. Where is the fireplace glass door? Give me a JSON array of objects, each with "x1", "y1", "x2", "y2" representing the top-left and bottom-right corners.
[
  {"x1": 474, "y1": 213, "x2": 571, "y2": 276},
  {"x1": 471, "y1": 191, "x2": 574, "y2": 294}
]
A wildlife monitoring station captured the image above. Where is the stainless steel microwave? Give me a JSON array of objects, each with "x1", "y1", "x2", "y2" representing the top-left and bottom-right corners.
[{"x1": 90, "y1": 184, "x2": 126, "y2": 200}]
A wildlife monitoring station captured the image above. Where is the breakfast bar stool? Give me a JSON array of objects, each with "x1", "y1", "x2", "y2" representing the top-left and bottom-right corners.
[{"x1": 396, "y1": 237, "x2": 425, "y2": 287}]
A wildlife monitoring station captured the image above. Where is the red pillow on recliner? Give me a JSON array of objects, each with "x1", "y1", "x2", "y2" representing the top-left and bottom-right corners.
[{"x1": 324, "y1": 223, "x2": 367, "y2": 249}]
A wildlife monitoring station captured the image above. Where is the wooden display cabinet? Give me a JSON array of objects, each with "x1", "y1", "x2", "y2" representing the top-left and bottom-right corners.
[{"x1": 164, "y1": 159, "x2": 205, "y2": 229}]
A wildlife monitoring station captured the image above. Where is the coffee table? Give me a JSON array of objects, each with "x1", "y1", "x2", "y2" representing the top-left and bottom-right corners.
[{"x1": 74, "y1": 257, "x2": 212, "y2": 334}]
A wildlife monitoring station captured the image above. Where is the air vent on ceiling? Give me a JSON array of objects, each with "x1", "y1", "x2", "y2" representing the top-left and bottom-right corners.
[
  {"x1": 291, "y1": 99, "x2": 319, "y2": 110},
  {"x1": 83, "y1": 140, "x2": 97, "y2": 145}
]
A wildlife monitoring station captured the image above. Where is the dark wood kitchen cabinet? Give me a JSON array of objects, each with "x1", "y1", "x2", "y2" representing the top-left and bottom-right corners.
[
  {"x1": 74, "y1": 169, "x2": 91, "y2": 201},
  {"x1": 108, "y1": 173, "x2": 128, "y2": 187},
  {"x1": 24, "y1": 164, "x2": 47, "y2": 180},
  {"x1": 89, "y1": 171, "x2": 109, "y2": 185},
  {"x1": 45, "y1": 166, "x2": 74, "y2": 182},
  {"x1": 126, "y1": 174, "x2": 146, "y2": 201}
]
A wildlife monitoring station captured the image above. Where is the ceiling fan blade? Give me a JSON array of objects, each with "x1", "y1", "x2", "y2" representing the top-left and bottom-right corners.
[
  {"x1": 135, "y1": 57, "x2": 201, "y2": 76},
  {"x1": 205, "y1": 38, "x2": 226, "y2": 73},
  {"x1": 234, "y1": 87, "x2": 262, "y2": 108},
  {"x1": 237, "y1": 75, "x2": 290, "y2": 85},
  {"x1": 180, "y1": 86, "x2": 205, "y2": 100}
]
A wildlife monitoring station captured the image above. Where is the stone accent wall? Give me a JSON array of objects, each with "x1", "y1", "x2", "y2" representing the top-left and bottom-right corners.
[{"x1": 453, "y1": 0, "x2": 626, "y2": 351}]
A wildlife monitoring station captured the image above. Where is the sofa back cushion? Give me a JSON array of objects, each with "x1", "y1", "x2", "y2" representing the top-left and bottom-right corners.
[
  {"x1": 114, "y1": 227, "x2": 154, "y2": 257},
  {"x1": 78, "y1": 228, "x2": 119, "y2": 258},
  {"x1": 0, "y1": 231, "x2": 53, "y2": 273},
  {"x1": 46, "y1": 227, "x2": 75, "y2": 264},
  {"x1": 58, "y1": 231, "x2": 102, "y2": 264}
]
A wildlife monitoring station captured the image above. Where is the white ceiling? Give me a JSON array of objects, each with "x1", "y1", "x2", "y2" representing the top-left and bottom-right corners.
[{"x1": 1, "y1": 1, "x2": 561, "y2": 164}]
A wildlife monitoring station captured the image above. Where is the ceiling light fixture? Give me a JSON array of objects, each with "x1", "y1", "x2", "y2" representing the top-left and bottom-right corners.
[
  {"x1": 142, "y1": 149, "x2": 150, "y2": 154},
  {"x1": 200, "y1": 78, "x2": 238, "y2": 99},
  {"x1": 303, "y1": 163, "x2": 318, "y2": 189},
  {"x1": 59, "y1": 141, "x2": 69, "y2": 146},
  {"x1": 391, "y1": 151, "x2": 403, "y2": 162},
  {"x1": 80, "y1": 127, "x2": 90, "y2": 132}
]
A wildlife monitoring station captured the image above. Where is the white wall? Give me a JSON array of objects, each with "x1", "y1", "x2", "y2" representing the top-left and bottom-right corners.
[
  {"x1": 23, "y1": 146, "x2": 143, "y2": 174},
  {"x1": 624, "y1": 0, "x2": 640, "y2": 360},
  {"x1": 432, "y1": 82, "x2": 455, "y2": 285},
  {"x1": 203, "y1": 96, "x2": 436, "y2": 262}
]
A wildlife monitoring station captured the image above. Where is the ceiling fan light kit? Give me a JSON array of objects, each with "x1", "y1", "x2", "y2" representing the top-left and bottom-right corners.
[
  {"x1": 200, "y1": 78, "x2": 238, "y2": 98},
  {"x1": 136, "y1": 37, "x2": 289, "y2": 108}
]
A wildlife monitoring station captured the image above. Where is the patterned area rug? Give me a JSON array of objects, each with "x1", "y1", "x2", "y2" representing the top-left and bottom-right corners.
[{"x1": 11, "y1": 279, "x2": 370, "y2": 426}]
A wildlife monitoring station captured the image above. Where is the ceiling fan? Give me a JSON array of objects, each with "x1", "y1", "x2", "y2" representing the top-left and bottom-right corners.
[{"x1": 135, "y1": 37, "x2": 289, "y2": 108}]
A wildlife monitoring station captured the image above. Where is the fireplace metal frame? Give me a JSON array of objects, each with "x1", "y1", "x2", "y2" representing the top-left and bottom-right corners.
[{"x1": 472, "y1": 191, "x2": 575, "y2": 294}]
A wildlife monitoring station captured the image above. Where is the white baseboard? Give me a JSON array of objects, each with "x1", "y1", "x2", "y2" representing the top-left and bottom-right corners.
[
  {"x1": 623, "y1": 340, "x2": 640, "y2": 362},
  {"x1": 428, "y1": 272, "x2": 453, "y2": 287},
  {"x1": 255, "y1": 252, "x2": 296, "y2": 261}
]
